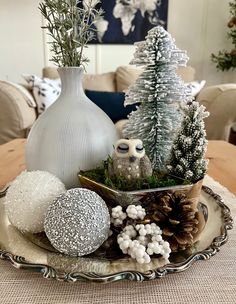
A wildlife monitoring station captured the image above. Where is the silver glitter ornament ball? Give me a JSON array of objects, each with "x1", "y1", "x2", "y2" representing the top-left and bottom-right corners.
[{"x1": 44, "y1": 188, "x2": 110, "y2": 257}]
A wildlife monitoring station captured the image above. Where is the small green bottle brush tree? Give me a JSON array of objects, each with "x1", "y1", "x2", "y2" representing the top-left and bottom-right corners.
[
  {"x1": 211, "y1": 0, "x2": 236, "y2": 71},
  {"x1": 167, "y1": 102, "x2": 209, "y2": 183}
]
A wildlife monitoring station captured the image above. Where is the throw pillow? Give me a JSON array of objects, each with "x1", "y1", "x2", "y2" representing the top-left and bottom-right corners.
[
  {"x1": 186, "y1": 80, "x2": 206, "y2": 97},
  {"x1": 85, "y1": 90, "x2": 139, "y2": 123},
  {"x1": 22, "y1": 75, "x2": 61, "y2": 114},
  {"x1": 22, "y1": 75, "x2": 138, "y2": 120}
]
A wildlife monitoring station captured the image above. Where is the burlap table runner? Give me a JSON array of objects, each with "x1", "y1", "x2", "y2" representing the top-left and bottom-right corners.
[{"x1": 0, "y1": 175, "x2": 235, "y2": 304}]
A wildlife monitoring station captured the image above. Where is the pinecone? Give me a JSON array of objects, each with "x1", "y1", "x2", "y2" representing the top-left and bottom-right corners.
[
  {"x1": 230, "y1": 49, "x2": 236, "y2": 56},
  {"x1": 228, "y1": 17, "x2": 236, "y2": 28},
  {"x1": 143, "y1": 192, "x2": 200, "y2": 252}
]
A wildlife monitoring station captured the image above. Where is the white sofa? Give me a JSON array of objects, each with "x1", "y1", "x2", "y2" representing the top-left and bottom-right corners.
[{"x1": 0, "y1": 65, "x2": 236, "y2": 144}]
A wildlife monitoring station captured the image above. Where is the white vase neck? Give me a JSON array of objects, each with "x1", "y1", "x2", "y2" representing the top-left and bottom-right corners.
[{"x1": 58, "y1": 67, "x2": 85, "y2": 98}]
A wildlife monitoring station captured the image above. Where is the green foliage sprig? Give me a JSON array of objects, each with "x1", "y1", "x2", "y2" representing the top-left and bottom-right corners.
[
  {"x1": 80, "y1": 160, "x2": 189, "y2": 192},
  {"x1": 211, "y1": 0, "x2": 236, "y2": 71},
  {"x1": 39, "y1": 0, "x2": 102, "y2": 67}
]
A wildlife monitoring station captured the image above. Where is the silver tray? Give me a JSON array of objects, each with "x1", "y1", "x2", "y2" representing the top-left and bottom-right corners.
[{"x1": 0, "y1": 186, "x2": 233, "y2": 284}]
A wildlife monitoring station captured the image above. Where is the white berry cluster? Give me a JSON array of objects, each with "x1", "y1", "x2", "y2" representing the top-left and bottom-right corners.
[
  {"x1": 126, "y1": 205, "x2": 146, "y2": 220},
  {"x1": 111, "y1": 204, "x2": 146, "y2": 226},
  {"x1": 111, "y1": 206, "x2": 127, "y2": 226},
  {"x1": 117, "y1": 223, "x2": 171, "y2": 264}
]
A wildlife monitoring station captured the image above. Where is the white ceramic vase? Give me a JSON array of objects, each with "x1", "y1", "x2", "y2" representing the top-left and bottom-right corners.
[{"x1": 26, "y1": 67, "x2": 118, "y2": 188}]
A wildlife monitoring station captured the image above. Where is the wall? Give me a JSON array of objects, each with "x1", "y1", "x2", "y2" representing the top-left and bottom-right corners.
[
  {"x1": 0, "y1": 0, "x2": 45, "y2": 83},
  {"x1": 0, "y1": 0, "x2": 235, "y2": 85},
  {"x1": 168, "y1": 0, "x2": 235, "y2": 85}
]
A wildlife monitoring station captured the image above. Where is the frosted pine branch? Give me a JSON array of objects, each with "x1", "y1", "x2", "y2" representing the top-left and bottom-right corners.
[{"x1": 39, "y1": 0, "x2": 103, "y2": 67}]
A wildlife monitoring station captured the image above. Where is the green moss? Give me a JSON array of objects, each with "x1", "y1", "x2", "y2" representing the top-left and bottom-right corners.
[{"x1": 80, "y1": 160, "x2": 190, "y2": 191}]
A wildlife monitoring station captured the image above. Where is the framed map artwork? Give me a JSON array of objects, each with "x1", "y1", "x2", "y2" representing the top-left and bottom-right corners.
[{"x1": 82, "y1": 0, "x2": 169, "y2": 44}]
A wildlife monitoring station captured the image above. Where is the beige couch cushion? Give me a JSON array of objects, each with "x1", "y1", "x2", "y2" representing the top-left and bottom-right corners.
[
  {"x1": 176, "y1": 66, "x2": 195, "y2": 82},
  {"x1": 0, "y1": 81, "x2": 37, "y2": 144},
  {"x1": 197, "y1": 84, "x2": 236, "y2": 141},
  {"x1": 42, "y1": 67, "x2": 116, "y2": 92},
  {"x1": 116, "y1": 65, "x2": 196, "y2": 92},
  {"x1": 42, "y1": 67, "x2": 59, "y2": 79},
  {"x1": 116, "y1": 66, "x2": 143, "y2": 92},
  {"x1": 83, "y1": 72, "x2": 116, "y2": 92}
]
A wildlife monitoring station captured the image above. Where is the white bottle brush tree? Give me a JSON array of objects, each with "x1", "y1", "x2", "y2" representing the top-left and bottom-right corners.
[
  {"x1": 123, "y1": 26, "x2": 193, "y2": 171},
  {"x1": 167, "y1": 102, "x2": 209, "y2": 183}
]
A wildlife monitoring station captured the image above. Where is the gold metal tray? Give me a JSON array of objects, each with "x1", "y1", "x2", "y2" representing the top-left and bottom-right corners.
[{"x1": 0, "y1": 186, "x2": 233, "y2": 283}]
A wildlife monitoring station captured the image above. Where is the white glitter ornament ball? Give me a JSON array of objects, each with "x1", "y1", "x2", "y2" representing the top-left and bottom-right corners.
[
  {"x1": 44, "y1": 188, "x2": 110, "y2": 257},
  {"x1": 5, "y1": 171, "x2": 66, "y2": 233}
]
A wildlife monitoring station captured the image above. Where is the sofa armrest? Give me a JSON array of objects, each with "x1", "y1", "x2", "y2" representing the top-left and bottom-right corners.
[
  {"x1": 0, "y1": 81, "x2": 37, "y2": 144},
  {"x1": 196, "y1": 84, "x2": 236, "y2": 141}
]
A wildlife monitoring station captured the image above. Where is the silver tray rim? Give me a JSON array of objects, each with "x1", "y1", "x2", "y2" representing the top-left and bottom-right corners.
[{"x1": 0, "y1": 185, "x2": 233, "y2": 284}]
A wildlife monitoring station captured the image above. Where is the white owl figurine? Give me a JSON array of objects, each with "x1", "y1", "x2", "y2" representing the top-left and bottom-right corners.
[{"x1": 108, "y1": 139, "x2": 153, "y2": 182}]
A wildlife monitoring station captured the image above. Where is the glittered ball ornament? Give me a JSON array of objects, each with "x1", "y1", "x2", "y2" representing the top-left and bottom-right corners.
[
  {"x1": 5, "y1": 171, "x2": 66, "y2": 233},
  {"x1": 44, "y1": 188, "x2": 110, "y2": 257}
]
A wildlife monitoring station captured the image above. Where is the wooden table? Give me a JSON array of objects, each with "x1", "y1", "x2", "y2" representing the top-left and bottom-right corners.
[
  {"x1": 0, "y1": 138, "x2": 236, "y2": 195},
  {"x1": 0, "y1": 139, "x2": 25, "y2": 189},
  {"x1": 0, "y1": 139, "x2": 236, "y2": 304},
  {"x1": 206, "y1": 140, "x2": 236, "y2": 195}
]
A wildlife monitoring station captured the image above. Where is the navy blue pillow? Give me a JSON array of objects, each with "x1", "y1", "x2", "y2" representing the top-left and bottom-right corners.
[{"x1": 85, "y1": 90, "x2": 139, "y2": 123}]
